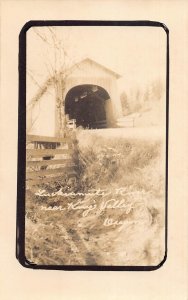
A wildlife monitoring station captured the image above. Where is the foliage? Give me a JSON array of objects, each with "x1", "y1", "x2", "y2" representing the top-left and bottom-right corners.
[
  {"x1": 121, "y1": 79, "x2": 165, "y2": 116},
  {"x1": 27, "y1": 27, "x2": 74, "y2": 135},
  {"x1": 25, "y1": 134, "x2": 165, "y2": 266}
]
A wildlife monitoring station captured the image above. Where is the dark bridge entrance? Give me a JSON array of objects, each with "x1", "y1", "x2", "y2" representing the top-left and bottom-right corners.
[{"x1": 65, "y1": 85, "x2": 111, "y2": 129}]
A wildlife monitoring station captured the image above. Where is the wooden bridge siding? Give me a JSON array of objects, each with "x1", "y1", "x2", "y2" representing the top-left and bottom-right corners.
[
  {"x1": 28, "y1": 59, "x2": 123, "y2": 137},
  {"x1": 27, "y1": 87, "x2": 56, "y2": 137},
  {"x1": 63, "y1": 59, "x2": 122, "y2": 126}
]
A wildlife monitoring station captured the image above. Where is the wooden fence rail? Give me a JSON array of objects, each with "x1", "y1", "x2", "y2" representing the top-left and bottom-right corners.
[
  {"x1": 27, "y1": 134, "x2": 69, "y2": 143},
  {"x1": 26, "y1": 134, "x2": 78, "y2": 187},
  {"x1": 26, "y1": 159, "x2": 72, "y2": 167},
  {"x1": 27, "y1": 148, "x2": 73, "y2": 158}
]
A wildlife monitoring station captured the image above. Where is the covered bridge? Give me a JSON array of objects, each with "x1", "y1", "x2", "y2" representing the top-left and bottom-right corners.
[{"x1": 27, "y1": 58, "x2": 122, "y2": 136}]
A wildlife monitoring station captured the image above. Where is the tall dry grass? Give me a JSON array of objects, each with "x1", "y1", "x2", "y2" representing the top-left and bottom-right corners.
[{"x1": 25, "y1": 133, "x2": 165, "y2": 266}]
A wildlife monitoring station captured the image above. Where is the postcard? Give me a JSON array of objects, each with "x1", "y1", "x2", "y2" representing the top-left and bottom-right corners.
[
  {"x1": 17, "y1": 21, "x2": 168, "y2": 270},
  {"x1": 1, "y1": 0, "x2": 188, "y2": 299}
]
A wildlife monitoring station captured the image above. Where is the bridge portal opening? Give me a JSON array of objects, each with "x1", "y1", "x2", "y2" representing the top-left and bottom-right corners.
[{"x1": 65, "y1": 85, "x2": 112, "y2": 129}]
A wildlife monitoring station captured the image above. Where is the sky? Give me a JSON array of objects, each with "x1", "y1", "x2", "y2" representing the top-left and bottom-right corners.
[{"x1": 27, "y1": 25, "x2": 167, "y2": 102}]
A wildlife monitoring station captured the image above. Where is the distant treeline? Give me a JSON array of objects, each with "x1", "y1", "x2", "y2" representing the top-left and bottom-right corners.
[{"x1": 120, "y1": 79, "x2": 164, "y2": 116}]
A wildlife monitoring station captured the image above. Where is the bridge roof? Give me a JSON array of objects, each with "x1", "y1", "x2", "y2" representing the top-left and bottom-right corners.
[
  {"x1": 69, "y1": 58, "x2": 121, "y2": 79},
  {"x1": 28, "y1": 58, "x2": 121, "y2": 107}
]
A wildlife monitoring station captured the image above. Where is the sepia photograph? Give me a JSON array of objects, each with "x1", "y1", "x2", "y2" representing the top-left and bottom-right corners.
[
  {"x1": 2, "y1": 0, "x2": 188, "y2": 298},
  {"x1": 20, "y1": 22, "x2": 168, "y2": 268}
]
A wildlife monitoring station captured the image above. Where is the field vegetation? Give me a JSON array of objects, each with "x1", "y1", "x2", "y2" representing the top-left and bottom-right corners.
[{"x1": 25, "y1": 132, "x2": 165, "y2": 266}]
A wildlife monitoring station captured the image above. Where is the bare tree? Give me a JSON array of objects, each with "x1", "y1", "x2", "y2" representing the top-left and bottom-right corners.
[{"x1": 27, "y1": 27, "x2": 76, "y2": 136}]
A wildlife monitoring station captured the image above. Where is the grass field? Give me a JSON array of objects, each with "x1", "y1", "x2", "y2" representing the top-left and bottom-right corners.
[{"x1": 25, "y1": 129, "x2": 166, "y2": 266}]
